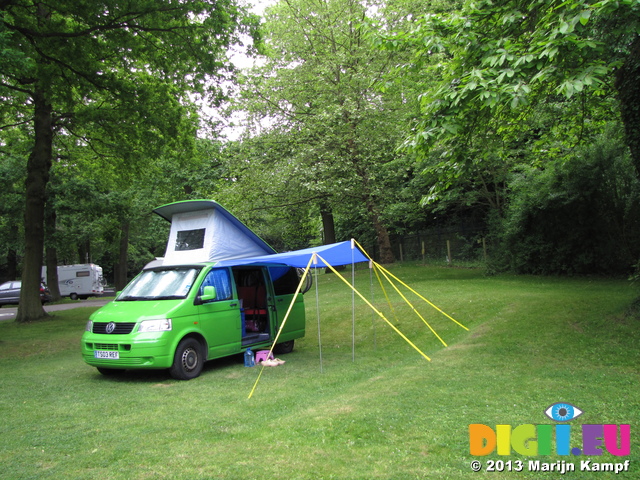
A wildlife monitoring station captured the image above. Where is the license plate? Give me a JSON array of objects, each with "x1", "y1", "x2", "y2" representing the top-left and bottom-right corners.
[{"x1": 94, "y1": 350, "x2": 119, "y2": 359}]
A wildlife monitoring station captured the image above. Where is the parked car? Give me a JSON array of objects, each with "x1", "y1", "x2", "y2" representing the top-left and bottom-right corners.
[{"x1": 0, "y1": 281, "x2": 52, "y2": 307}]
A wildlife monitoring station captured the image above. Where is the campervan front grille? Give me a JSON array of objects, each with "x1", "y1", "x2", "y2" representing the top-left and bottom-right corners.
[
  {"x1": 92, "y1": 322, "x2": 137, "y2": 334},
  {"x1": 93, "y1": 343, "x2": 118, "y2": 350}
]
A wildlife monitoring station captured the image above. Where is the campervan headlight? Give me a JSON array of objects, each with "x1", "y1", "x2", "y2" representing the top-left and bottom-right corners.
[
  {"x1": 85, "y1": 320, "x2": 93, "y2": 332},
  {"x1": 138, "y1": 319, "x2": 172, "y2": 333}
]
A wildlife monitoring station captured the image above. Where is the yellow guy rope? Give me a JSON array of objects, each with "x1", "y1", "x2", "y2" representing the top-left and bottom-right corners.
[
  {"x1": 317, "y1": 254, "x2": 431, "y2": 363},
  {"x1": 247, "y1": 255, "x2": 315, "y2": 399},
  {"x1": 353, "y1": 239, "x2": 465, "y2": 337},
  {"x1": 348, "y1": 238, "x2": 400, "y2": 323},
  {"x1": 371, "y1": 262, "x2": 449, "y2": 347},
  {"x1": 358, "y1": 249, "x2": 400, "y2": 324},
  {"x1": 374, "y1": 262, "x2": 469, "y2": 332}
]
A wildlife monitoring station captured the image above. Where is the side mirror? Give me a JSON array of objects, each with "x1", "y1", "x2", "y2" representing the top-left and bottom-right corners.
[{"x1": 200, "y1": 285, "x2": 217, "y2": 302}]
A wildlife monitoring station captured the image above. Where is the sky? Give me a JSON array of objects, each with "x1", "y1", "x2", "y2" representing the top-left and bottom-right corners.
[{"x1": 208, "y1": 0, "x2": 277, "y2": 140}]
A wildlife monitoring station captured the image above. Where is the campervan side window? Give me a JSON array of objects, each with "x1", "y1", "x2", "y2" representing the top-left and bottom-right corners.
[
  {"x1": 175, "y1": 229, "x2": 206, "y2": 251},
  {"x1": 199, "y1": 268, "x2": 232, "y2": 301},
  {"x1": 76, "y1": 271, "x2": 90, "y2": 277},
  {"x1": 270, "y1": 267, "x2": 300, "y2": 295}
]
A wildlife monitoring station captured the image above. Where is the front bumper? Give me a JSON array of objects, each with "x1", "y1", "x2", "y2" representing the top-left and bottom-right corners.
[{"x1": 81, "y1": 333, "x2": 173, "y2": 369}]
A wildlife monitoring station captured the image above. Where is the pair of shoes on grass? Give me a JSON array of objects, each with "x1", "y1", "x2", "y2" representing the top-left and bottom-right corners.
[{"x1": 260, "y1": 357, "x2": 285, "y2": 367}]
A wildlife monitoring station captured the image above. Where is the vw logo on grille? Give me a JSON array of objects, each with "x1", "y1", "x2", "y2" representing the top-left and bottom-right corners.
[{"x1": 105, "y1": 322, "x2": 116, "y2": 334}]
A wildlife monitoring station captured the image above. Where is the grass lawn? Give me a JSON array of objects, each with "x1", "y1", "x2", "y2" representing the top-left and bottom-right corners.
[{"x1": 0, "y1": 264, "x2": 638, "y2": 479}]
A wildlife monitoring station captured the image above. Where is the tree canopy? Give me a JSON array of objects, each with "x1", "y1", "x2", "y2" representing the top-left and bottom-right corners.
[
  {"x1": 379, "y1": 0, "x2": 640, "y2": 166},
  {"x1": 2, "y1": 0, "x2": 640, "y2": 324},
  {"x1": 1, "y1": 0, "x2": 259, "y2": 321},
  {"x1": 374, "y1": 0, "x2": 640, "y2": 273},
  {"x1": 222, "y1": 0, "x2": 442, "y2": 262}
]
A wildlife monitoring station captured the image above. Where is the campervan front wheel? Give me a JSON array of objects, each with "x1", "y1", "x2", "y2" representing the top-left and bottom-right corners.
[
  {"x1": 97, "y1": 367, "x2": 125, "y2": 376},
  {"x1": 170, "y1": 337, "x2": 204, "y2": 380}
]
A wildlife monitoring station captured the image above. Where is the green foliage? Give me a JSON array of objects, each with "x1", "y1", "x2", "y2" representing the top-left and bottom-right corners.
[
  {"x1": 0, "y1": 127, "x2": 28, "y2": 280},
  {"x1": 376, "y1": 0, "x2": 640, "y2": 200},
  {"x1": 1, "y1": 0, "x2": 262, "y2": 293},
  {"x1": 369, "y1": 0, "x2": 640, "y2": 275},
  {"x1": 4, "y1": 0, "x2": 640, "y2": 283},
  {"x1": 381, "y1": 0, "x2": 639, "y2": 148},
  {"x1": 224, "y1": 0, "x2": 427, "y2": 260},
  {"x1": 495, "y1": 130, "x2": 640, "y2": 274}
]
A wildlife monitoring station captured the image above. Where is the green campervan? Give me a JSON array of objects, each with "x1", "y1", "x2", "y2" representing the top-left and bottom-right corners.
[{"x1": 81, "y1": 200, "x2": 306, "y2": 380}]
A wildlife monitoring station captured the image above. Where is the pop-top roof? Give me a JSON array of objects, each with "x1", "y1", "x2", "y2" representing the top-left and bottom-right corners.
[{"x1": 153, "y1": 200, "x2": 276, "y2": 265}]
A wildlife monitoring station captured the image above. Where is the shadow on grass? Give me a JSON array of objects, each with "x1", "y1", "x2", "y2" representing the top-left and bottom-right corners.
[{"x1": 85, "y1": 353, "x2": 246, "y2": 383}]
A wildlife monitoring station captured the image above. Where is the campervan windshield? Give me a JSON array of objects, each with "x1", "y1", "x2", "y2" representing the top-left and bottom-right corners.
[{"x1": 118, "y1": 267, "x2": 201, "y2": 301}]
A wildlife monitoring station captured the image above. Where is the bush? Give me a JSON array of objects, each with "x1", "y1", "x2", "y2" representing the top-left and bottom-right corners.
[{"x1": 495, "y1": 133, "x2": 640, "y2": 275}]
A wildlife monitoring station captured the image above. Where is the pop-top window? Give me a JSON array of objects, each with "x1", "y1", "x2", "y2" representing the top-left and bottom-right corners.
[{"x1": 175, "y1": 229, "x2": 206, "y2": 251}]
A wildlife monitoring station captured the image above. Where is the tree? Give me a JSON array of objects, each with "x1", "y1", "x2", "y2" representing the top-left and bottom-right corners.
[
  {"x1": 373, "y1": 0, "x2": 640, "y2": 273},
  {"x1": 0, "y1": 123, "x2": 27, "y2": 282},
  {"x1": 381, "y1": 0, "x2": 640, "y2": 177},
  {"x1": 498, "y1": 128, "x2": 640, "y2": 274},
  {"x1": 229, "y1": 0, "x2": 425, "y2": 263},
  {"x1": 0, "y1": 0, "x2": 259, "y2": 321}
]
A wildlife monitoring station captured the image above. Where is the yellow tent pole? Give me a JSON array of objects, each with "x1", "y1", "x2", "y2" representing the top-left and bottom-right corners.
[
  {"x1": 248, "y1": 254, "x2": 315, "y2": 399},
  {"x1": 316, "y1": 254, "x2": 431, "y2": 362},
  {"x1": 374, "y1": 262, "x2": 469, "y2": 331},
  {"x1": 371, "y1": 262, "x2": 400, "y2": 324}
]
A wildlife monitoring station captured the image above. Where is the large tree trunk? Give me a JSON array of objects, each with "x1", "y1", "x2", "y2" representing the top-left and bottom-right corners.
[
  {"x1": 320, "y1": 204, "x2": 345, "y2": 272},
  {"x1": 16, "y1": 87, "x2": 52, "y2": 322},
  {"x1": 78, "y1": 239, "x2": 91, "y2": 264},
  {"x1": 365, "y1": 199, "x2": 395, "y2": 264},
  {"x1": 615, "y1": 35, "x2": 640, "y2": 177},
  {"x1": 320, "y1": 205, "x2": 337, "y2": 244},
  {"x1": 45, "y1": 245, "x2": 61, "y2": 302}
]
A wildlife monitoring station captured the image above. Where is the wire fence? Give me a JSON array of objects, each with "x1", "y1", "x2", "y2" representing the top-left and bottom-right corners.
[{"x1": 367, "y1": 224, "x2": 489, "y2": 265}]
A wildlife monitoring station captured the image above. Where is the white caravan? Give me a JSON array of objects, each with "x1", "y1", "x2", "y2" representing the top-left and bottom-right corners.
[{"x1": 43, "y1": 264, "x2": 105, "y2": 300}]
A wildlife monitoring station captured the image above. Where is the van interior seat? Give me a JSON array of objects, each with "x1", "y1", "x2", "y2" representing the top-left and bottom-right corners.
[{"x1": 238, "y1": 285, "x2": 267, "y2": 316}]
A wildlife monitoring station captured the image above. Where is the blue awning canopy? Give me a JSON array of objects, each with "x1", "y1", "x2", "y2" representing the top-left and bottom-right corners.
[{"x1": 215, "y1": 241, "x2": 369, "y2": 268}]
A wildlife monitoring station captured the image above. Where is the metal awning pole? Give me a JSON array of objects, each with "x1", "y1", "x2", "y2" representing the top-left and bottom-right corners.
[
  {"x1": 314, "y1": 254, "x2": 323, "y2": 373},
  {"x1": 351, "y1": 239, "x2": 356, "y2": 362},
  {"x1": 370, "y1": 260, "x2": 376, "y2": 350}
]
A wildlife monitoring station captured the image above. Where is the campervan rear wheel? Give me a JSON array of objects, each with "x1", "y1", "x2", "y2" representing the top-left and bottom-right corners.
[
  {"x1": 170, "y1": 338, "x2": 204, "y2": 380},
  {"x1": 70, "y1": 293, "x2": 78, "y2": 300},
  {"x1": 274, "y1": 340, "x2": 294, "y2": 354}
]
